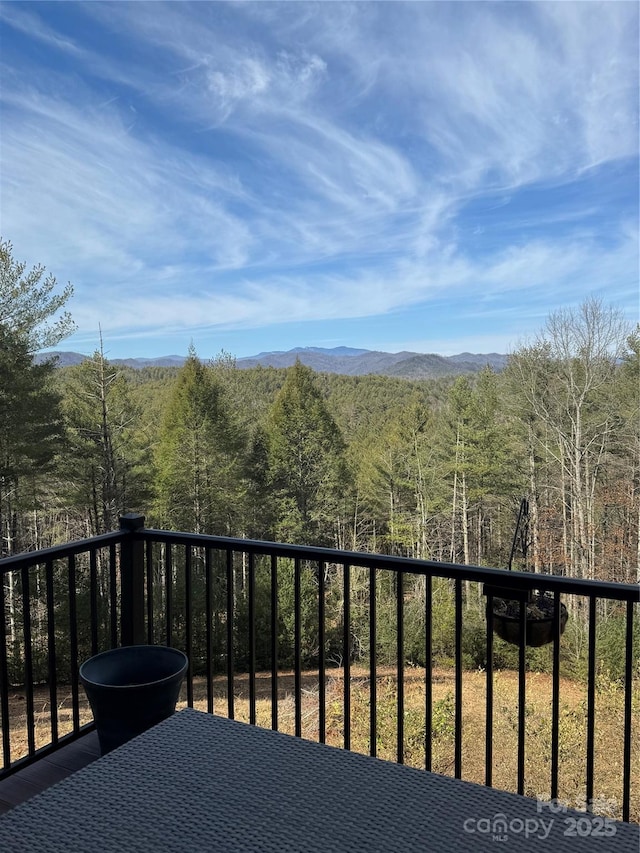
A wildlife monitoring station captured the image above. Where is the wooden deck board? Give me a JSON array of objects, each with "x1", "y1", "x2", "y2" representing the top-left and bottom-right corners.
[{"x1": 0, "y1": 732, "x2": 100, "y2": 815}]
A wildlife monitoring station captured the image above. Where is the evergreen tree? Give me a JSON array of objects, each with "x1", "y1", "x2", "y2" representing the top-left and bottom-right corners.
[
  {"x1": 59, "y1": 344, "x2": 148, "y2": 535},
  {"x1": 443, "y1": 369, "x2": 518, "y2": 567},
  {"x1": 0, "y1": 239, "x2": 74, "y2": 552},
  {"x1": 266, "y1": 360, "x2": 349, "y2": 546},
  {"x1": 0, "y1": 238, "x2": 74, "y2": 352},
  {"x1": 0, "y1": 325, "x2": 64, "y2": 554},
  {"x1": 355, "y1": 396, "x2": 442, "y2": 558},
  {"x1": 153, "y1": 348, "x2": 245, "y2": 534}
]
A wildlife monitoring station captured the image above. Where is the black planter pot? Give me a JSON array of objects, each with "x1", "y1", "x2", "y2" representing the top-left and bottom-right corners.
[
  {"x1": 492, "y1": 595, "x2": 569, "y2": 648},
  {"x1": 79, "y1": 645, "x2": 188, "y2": 755}
]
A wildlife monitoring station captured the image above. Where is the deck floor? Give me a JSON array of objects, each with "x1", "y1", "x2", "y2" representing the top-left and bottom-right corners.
[{"x1": 0, "y1": 732, "x2": 101, "y2": 815}]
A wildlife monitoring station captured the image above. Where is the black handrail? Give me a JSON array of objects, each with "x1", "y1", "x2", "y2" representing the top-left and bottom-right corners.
[
  {"x1": 138, "y1": 527, "x2": 637, "y2": 600},
  {"x1": 2, "y1": 524, "x2": 636, "y2": 601},
  {"x1": 0, "y1": 530, "x2": 126, "y2": 574}
]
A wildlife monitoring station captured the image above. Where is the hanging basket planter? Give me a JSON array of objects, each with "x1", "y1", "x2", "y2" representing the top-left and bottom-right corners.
[
  {"x1": 491, "y1": 591, "x2": 568, "y2": 648},
  {"x1": 485, "y1": 498, "x2": 568, "y2": 648}
]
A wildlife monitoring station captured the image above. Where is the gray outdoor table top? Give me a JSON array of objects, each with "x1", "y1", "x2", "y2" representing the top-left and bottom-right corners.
[{"x1": 0, "y1": 707, "x2": 636, "y2": 852}]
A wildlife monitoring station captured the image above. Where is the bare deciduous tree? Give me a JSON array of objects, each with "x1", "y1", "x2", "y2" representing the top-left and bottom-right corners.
[{"x1": 509, "y1": 298, "x2": 630, "y2": 579}]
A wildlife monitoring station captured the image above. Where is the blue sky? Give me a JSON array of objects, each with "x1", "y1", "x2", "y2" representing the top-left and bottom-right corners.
[{"x1": 1, "y1": 1, "x2": 638, "y2": 360}]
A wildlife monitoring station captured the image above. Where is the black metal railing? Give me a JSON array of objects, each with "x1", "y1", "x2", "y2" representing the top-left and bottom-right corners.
[
  {"x1": 0, "y1": 513, "x2": 638, "y2": 822},
  {"x1": 0, "y1": 528, "x2": 125, "y2": 772}
]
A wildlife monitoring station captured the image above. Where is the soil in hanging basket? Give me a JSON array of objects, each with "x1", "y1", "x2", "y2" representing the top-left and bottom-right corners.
[{"x1": 492, "y1": 592, "x2": 568, "y2": 647}]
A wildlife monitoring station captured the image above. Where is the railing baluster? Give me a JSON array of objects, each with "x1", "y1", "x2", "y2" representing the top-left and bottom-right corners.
[
  {"x1": 369, "y1": 565, "x2": 377, "y2": 758},
  {"x1": 226, "y1": 549, "x2": 234, "y2": 720},
  {"x1": 454, "y1": 579, "x2": 462, "y2": 778},
  {"x1": 109, "y1": 543, "x2": 117, "y2": 647},
  {"x1": 622, "y1": 599, "x2": 634, "y2": 822},
  {"x1": 249, "y1": 552, "x2": 256, "y2": 726},
  {"x1": 517, "y1": 598, "x2": 526, "y2": 796},
  {"x1": 20, "y1": 566, "x2": 35, "y2": 756},
  {"x1": 185, "y1": 545, "x2": 193, "y2": 708},
  {"x1": 205, "y1": 548, "x2": 213, "y2": 715},
  {"x1": 0, "y1": 571, "x2": 11, "y2": 768},
  {"x1": 165, "y1": 545, "x2": 173, "y2": 648},
  {"x1": 68, "y1": 555, "x2": 80, "y2": 732},
  {"x1": 585, "y1": 595, "x2": 597, "y2": 813},
  {"x1": 45, "y1": 558, "x2": 58, "y2": 746},
  {"x1": 425, "y1": 574, "x2": 432, "y2": 772},
  {"x1": 89, "y1": 549, "x2": 98, "y2": 654},
  {"x1": 344, "y1": 562, "x2": 351, "y2": 751},
  {"x1": 551, "y1": 590, "x2": 561, "y2": 801},
  {"x1": 318, "y1": 560, "x2": 325, "y2": 744},
  {"x1": 146, "y1": 540, "x2": 154, "y2": 645},
  {"x1": 397, "y1": 569, "x2": 404, "y2": 765},
  {"x1": 485, "y1": 591, "x2": 494, "y2": 787},
  {"x1": 294, "y1": 557, "x2": 301, "y2": 737},
  {"x1": 120, "y1": 513, "x2": 146, "y2": 647},
  {"x1": 270, "y1": 555, "x2": 278, "y2": 731}
]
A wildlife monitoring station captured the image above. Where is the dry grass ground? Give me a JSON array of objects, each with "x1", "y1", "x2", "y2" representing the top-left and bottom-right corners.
[{"x1": 3, "y1": 666, "x2": 637, "y2": 822}]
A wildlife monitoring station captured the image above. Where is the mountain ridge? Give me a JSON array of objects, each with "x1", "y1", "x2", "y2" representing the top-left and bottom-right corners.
[{"x1": 36, "y1": 347, "x2": 509, "y2": 378}]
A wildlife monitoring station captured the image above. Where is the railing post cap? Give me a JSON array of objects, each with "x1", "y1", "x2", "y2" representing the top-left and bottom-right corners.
[{"x1": 119, "y1": 513, "x2": 145, "y2": 531}]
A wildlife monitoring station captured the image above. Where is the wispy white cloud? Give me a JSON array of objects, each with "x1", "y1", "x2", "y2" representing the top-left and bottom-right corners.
[
  {"x1": 63, "y1": 224, "x2": 636, "y2": 348},
  {"x1": 0, "y1": 4, "x2": 84, "y2": 56},
  {"x1": 0, "y1": 1, "x2": 636, "y2": 356},
  {"x1": 1, "y1": 75, "x2": 256, "y2": 268}
]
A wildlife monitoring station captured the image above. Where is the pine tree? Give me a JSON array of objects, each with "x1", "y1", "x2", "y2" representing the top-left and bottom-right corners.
[
  {"x1": 153, "y1": 347, "x2": 245, "y2": 535},
  {"x1": 0, "y1": 238, "x2": 74, "y2": 352},
  {"x1": 59, "y1": 342, "x2": 148, "y2": 535},
  {"x1": 0, "y1": 239, "x2": 74, "y2": 552},
  {"x1": 0, "y1": 325, "x2": 64, "y2": 554},
  {"x1": 443, "y1": 370, "x2": 518, "y2": 567},
  {"x1": 266, "y1": 360, "x2": 349, "y2": 546}
]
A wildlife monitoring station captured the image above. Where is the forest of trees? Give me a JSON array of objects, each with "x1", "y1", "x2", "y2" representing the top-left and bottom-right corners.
[{"x1": 1, "y1": 240, "x2": 638, "y2": 680}]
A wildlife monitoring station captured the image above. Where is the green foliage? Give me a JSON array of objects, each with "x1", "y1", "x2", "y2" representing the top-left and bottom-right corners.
[
  {"x1": 0, "y1": 240, "x2": 75, "y2": 554},
  {"x1": 401, "y1": 577, "x2": 457, "y2": 666},
  {"x1": 0, "y1": 326, "x2": 64, "y2": 482},
  {"x1": 0, "y1": 238, "x2": 74, "y2": 352},
  {"x1": 275, "y1": 560, "x2": 321, "y2": 667},
  {"x1": 442, "y1": 368, "x2": 523, "y2": 565},
  {"x1": 153, "y1": 350, "x2": 246, "y2": 534},
  {"x1": 266, "y1": 360, "x2": 349, "y2": 545},
  {"x1": 595, "y1": 612, "x2": 640, "y2": 683},
  {"x1": 58, "y1": 349, "x2": 149, "y2": 533},
  {"x1": 0, "y1": 324, "x2": 65, "y2": 553},
  {"x1": 432, "y1": 691, "x2": 455, "y2": 739},
  {"x1": 560, "y1": 610, "x2": 640, "y2": 683}
]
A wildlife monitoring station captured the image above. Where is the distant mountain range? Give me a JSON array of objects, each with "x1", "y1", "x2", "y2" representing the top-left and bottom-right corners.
[
  {"x1": 235, "y1": 347, "x2": 508, "y2": 378},
  {"x1": 37, "y1": 347, "x2": 508, "y2": 379}
]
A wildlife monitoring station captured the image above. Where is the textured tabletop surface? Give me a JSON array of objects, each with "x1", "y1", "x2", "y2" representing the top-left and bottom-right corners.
[{"x1": 0, "y1": 708, "x2": 636, "y2": 852}]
